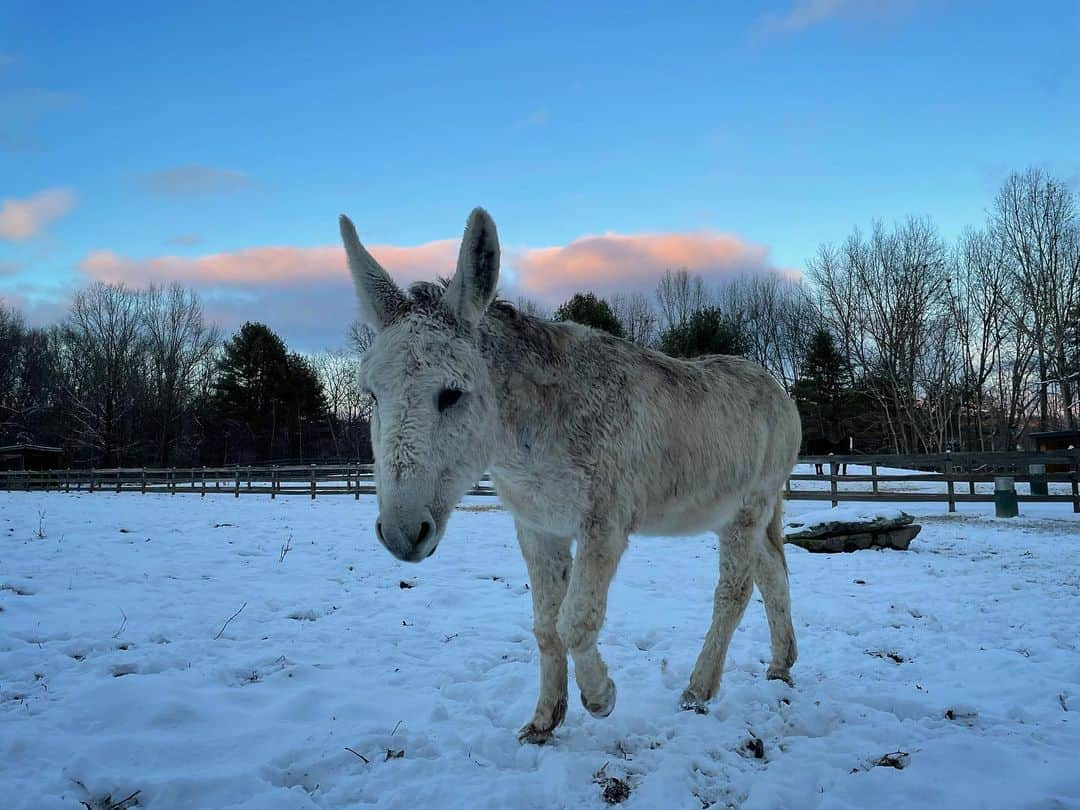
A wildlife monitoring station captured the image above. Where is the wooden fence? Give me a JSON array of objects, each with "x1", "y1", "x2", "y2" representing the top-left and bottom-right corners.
[{"x1": 2, "y1": 452, "x2": 1079, "y2": 513}]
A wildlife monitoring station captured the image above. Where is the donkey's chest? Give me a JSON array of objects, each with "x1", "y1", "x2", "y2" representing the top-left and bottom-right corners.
[{"x1": 488, "y1": 456, "x2": 586, "y2": 537}]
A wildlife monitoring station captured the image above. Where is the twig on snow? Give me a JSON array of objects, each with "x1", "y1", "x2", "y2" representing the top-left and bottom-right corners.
[
  {"x1": 111, "y1": 608, "x2": 128, "y2": 639},
  {"x1": 344, "y1": 747, "x2": 370, "y2": 764},
  {"x1": 214, "y1": 601, "x2": 247, "y2": 640}
]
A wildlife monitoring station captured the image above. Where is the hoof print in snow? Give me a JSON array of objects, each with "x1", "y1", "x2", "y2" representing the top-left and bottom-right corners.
[
  {"x1": 743, "y1": 734, "x2": 765, "y2": 759},
  {"x1": 1, "y1": 583, "x2": 33, "y2": 596},
  {"x1": 945, "y1": 707, "x2": 978, "y2": 724},
  {"x1": 593, "y1": 764, "x2": 632, "y2": 805},
  {"x1": 868, "y1": 649, "x2": 905, "y2": 664},
  {"x1": 79, "y1": 788, "x2": 141, "y2": 810},
  {"x1": 873, "y1": 750, "x2": 910, "y2": 770},
  {"x1": 385, "y1": 748, "x2": 405, "y2": 761},
  {"x1": 398, "y1": 580, "x2": 415, "y2": 589},
  {"x1": 110, "y1": 664, "x2": 138, "y2": 678},
  {"x1": 287, "y1": 609, "x2": 319, "y2": 621}
]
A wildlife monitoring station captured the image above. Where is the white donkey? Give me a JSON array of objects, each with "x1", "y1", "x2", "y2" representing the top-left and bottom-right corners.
[{"x1": 341, "y1": 208, "x2": 801, "y2": 744}]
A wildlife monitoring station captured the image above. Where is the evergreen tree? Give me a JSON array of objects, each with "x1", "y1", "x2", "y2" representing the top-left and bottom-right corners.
[
  {"x1": 792, "y1": 327, "x2": 852, "y2": 447},
  {"x1": 658, "y1": 307, "x2": 745, "y2": 358},
  {"x1": 554, "y1": 292, "x2": 625, "y2": 338},
  {"x1": 211, "y1": 322, "x2": 328, "y2": 462}
]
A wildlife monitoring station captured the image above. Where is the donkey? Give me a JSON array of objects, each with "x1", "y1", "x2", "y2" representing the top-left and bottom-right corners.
[{"x1": 341, "y1": 208, "x2": 801, "y2": 744}]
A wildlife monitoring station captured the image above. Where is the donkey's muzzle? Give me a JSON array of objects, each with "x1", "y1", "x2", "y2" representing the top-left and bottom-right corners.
[{"x1": 375, "y1": 511, "x2": 438, "y2": 563}]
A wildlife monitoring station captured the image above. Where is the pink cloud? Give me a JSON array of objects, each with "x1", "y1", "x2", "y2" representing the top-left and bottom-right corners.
[
  {"x1": 73, "y1": 228, "x2": 794, "y2": 349},
  {"x1": 79, "y1": 240, "x2": 459, "y2": 289},
  {"x1": 0, "y1": 188, "x2": 77, "y2": 241},
  {"x1": 76, "y1": 239, "x2": 461, "y2": 350},
  {"x1": 509, "y1": 231, "x2": 794, "y2": 303}
]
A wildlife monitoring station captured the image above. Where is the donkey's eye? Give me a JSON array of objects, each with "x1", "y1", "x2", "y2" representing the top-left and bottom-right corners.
[{"x1": 438, "y1": 388, "x2": 464, "y2": 412}]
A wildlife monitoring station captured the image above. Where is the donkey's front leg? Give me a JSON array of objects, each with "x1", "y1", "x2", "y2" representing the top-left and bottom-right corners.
[
  {"x1": 515, "y1": 523, "x2": 573, "y2": 744},
  {"x1": 557, "y1": 528, "x2": 627, "y2": 719}
]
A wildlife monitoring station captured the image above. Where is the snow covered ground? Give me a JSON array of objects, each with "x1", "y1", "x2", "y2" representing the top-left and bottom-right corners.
[{"x1": 1, "y1": 490, "x2": 1078, "y2": 809}]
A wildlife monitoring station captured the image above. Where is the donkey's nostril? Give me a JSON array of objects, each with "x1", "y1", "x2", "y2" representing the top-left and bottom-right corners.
[{"x1": 415, "y1": 520, "x2": 433, "y2": 547}]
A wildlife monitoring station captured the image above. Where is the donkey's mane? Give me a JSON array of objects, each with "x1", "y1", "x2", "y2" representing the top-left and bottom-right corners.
[{"x1": 406, "y1": 279, "x2": 553, "y2": 333}]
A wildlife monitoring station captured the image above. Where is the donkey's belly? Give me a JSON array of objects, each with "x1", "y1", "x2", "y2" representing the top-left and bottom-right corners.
[{"x1": 635, "y1": 491, "x2": 744, "y2": 536}]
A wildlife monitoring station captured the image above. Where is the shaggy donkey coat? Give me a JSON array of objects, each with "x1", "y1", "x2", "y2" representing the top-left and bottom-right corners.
[{"x1": 341, "y1": 208, "x2": 802, "y2": 744}]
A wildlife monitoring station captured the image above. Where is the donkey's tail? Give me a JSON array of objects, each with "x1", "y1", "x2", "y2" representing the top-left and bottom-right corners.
[{"x1": 765, "y1": 496, "x2": 788, "y2": 573}]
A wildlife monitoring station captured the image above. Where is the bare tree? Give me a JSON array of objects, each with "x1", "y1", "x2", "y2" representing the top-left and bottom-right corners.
[
  {"x1": 515, "y1": 296, "x2": 552, "y2": 320},
  {"x1": 62, "y1": 283, "x2": 148, "y2": 465},
  {"x1": 993, "y1": 168, "x2": 1080, "y2": 429},
  {"x1": 655, "y1": 269, "x2": 707, "y2": 334},
  {"x1": 312, "y1": 349, "x2": 371, "y2": 459},
  {"x1": 610, "y1": 292, "x2": 658, "y2": 346},
  {"x1": 810, "y1": 218, "x2": 952, "y2": 452},
  {"x1": 142, "y1": 283, "x2": 220, "y2": 464}
]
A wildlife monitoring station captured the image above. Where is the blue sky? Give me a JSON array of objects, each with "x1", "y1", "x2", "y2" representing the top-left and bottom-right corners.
[{"x1": 1, "y1": 0, "x2": 1077, "y2": 348}]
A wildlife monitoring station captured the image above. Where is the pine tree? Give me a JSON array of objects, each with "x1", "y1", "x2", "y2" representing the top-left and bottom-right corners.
[
  {"x1": 554, "y1": 292, "x2": 625, "y2": 338},
  {"x1": 792, "y1": 327, "x2": 849, "y2": 446},
  {"x1": 211, "y1": 322, "x2": 328, "y2": 461},
  {"x1": 658, "y1": 307, "x2": 745, "y2": 358}
]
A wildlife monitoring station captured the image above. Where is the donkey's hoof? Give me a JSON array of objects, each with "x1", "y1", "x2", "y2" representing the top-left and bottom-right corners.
[
  {"x1": 581, "y1": 679, "x2": 617, "y2": 718},
  {"x1": 518, "y1": 723, "x2": 556, "y2": 745},
  {"x1": 766, "y1": 667, "x2": 794, "y2": 686},
  {"x1": 679, "y1": 689, "x2": 710, "y2": 715}
]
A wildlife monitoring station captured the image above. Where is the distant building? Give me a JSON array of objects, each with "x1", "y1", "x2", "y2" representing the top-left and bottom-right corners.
[
  {"x1": 0, "y1": 444, "x2": 65, "y2": 471},
  {"x1": 1028, "y1": 430, "x2": 1080, "y2": 473}
]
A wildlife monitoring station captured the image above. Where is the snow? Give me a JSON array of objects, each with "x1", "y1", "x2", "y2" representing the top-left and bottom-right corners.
[
  {"x1": 1, "y1": 491, "x2": 1078, "y2": 809},
  {"x1": 784, "y1": 504, "x2": 911, "y2": 532}
]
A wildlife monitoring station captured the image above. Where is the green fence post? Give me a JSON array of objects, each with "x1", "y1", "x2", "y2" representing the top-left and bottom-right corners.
[
  {"x1": 1028, "y1": 463, "x2": 1048, "y2": 497},
  {"x1": 994, "y1": 476, "x2": 1018, "y2": 518}
]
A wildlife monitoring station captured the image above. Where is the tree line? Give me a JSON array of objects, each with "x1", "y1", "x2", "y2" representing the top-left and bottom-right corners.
[
  {"x1": 0, "y1": 284, "x2": 370, "y2": 467},
  {"x1": 534, "y1": 168, "x2": 1080, "y2": 454},
  {"x1": 2, "y1": 167, "x2": 1077, "y2": 466}
]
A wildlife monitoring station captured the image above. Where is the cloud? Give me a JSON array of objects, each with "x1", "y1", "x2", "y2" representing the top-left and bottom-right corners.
[
  {"x1": 0, "y1": 188, "x2": 77, "y2": 241},
  {"x1": 758, "y1": 0, "x2": 921, "y2": 34},
  {"x1": 0, "y1": 260, "x2": 23, "y2": 277},
  {"x1": 75, "y1": 229, "x2": 792, "y2": 350},
  {"x1": 509, "y1": 231, "x2": 793, "y2": 302},
  {"x1": 140, "y1": 165, "x2": 251, "y2": 198},
  {"x1": 165, "y1": 234, "x2": 203, "y2": 246},
  {"x1": 77, "y1": 239, "x2": 460, "y2": 350}
]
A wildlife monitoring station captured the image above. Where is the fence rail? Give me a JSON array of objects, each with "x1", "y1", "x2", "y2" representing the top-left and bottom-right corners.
[{"x1": 2, "y1": 453, "x2": 1079, "y2": 513}]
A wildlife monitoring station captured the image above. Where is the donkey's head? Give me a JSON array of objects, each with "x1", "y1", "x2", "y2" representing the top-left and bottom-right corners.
[{"x1": 340, "y1": 208, "x2": 500, "y2": 562}]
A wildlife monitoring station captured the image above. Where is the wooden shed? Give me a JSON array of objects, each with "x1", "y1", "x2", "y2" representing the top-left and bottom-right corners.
[{"x1": 0, "y1": 444, "x2": 64, "y2": 471}]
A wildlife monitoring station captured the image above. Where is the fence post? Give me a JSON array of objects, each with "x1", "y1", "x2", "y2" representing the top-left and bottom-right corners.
[
  {"x1": 968, "y1": 461, "x2": 975, "y2": 496},
  {"x1": 234, "y1": 466, "x2": 240, "y2": 498},
  {"x1": 944, "y1": 461, "x2": 955, "y2": 513},
  {"x1": 115, "y1": 469, "x2": 121, "y2": 493},
  {"x1": 141, "y1": 469, "x2": 147, "y2": 494},
  {"x1": 200, "y1": 466, "x2": 206, "y2": 497},
  {"x1": 829, "y1": 461, "x2": 839, "y2": 508},
  {"x1": 1072, "y1": 463, "x2": 1079, "y2": 514},
  {"x1": 89, "y1": 468, "x2": 95, "y2": 493},
  {"x1": 310, "y1": 464, "x2": 317, "y2": 500},
  {"x1": 1028, "y1": 463, "x2": 1048, "y2": 497},
  {"x1": 994, "y1": 476, "x2": 1018, "y2": 518},
  {"x1": 271, "y1": 465, "x2": 277, "y2": 500},
  {"x1": 354, "y1": 462, "x2": 361, "y2": 500},
  {"x1": 871, "y1": 462, "x2": 878, "y2": 495},
  {"x1": 247, "y1": 466, "x2": 252, "y2": 490}
]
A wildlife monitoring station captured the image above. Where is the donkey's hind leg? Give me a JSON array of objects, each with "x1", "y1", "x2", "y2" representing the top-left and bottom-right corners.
[
  {"x1": 680, "y1": 502, "x2": 763, "y2": 713},
  {"x1": 754, "y1": 497, "x2": 797, "y2": 684},
  {"x1": 515, "y1": 522, "x2": 573, "y2": 744}
]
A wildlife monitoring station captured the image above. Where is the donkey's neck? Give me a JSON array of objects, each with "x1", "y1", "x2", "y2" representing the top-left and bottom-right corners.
[{"x1": 477, "y1": 308, "x2": 574, "y2": 466}]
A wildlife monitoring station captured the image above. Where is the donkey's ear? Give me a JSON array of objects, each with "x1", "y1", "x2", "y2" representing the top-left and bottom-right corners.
[
  {"x1": 340, "y1": 214, "x2": 407, "y2": 332},
  {"x1": 443, "y1": 207, "x2": 500, "y2": 327}
]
